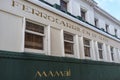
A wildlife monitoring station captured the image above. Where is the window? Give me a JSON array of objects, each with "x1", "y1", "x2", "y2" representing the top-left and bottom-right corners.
[
  {"x1": 60, "y1": 0, "x2": 67, "y2": 11},
  {"x1": 98, "y1": 43, "x2": 103, "y2": 59},
  {"x1": 110, "y1": 47, "x2": 114, "y2": 61},
  {"x1": 64, "y1": 32, "x2": 74, "y2": 54},
  {"x1": 114, "y1": 29, "x2": 117, "y2": 36},
  {"x1": 105, "y1": 24, "x2": 109, "y2": 33},
  {"x1": 25, "y1": 21, "x2": 45, "y2": 51},
  {"x1": 83, "y1": 38, "x2": 91, "y2": 57},
  {"x1": 81, "y1": 8, "x2": 86, "y2": 21},
  {"x1": 94, "y1": 18, "x2": 98, "y2": 27}
]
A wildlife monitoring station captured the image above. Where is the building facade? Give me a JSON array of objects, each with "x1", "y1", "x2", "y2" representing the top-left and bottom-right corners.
[{"x1": 0, "y1": 0, "x2": 120, "y2": 63}]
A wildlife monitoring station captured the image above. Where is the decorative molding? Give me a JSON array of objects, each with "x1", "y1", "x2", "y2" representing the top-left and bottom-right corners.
[{"x1": 83, "y1": 0, "x2": 97, "y2": 6}]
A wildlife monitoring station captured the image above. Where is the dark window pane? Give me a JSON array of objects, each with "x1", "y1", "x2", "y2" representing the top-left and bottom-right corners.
[
  {"x1": 81, "y1": 9, "x2": 86, "y2": 20},
  {"x1": 95, "y1": 18, "x2": 98, "y2": 27},
  {"x1": 64, "y1": 33, "x2": 73, "y2": 41},
  {"x1": 98, "y1": 43, "x2": 102, "y2": 49},
  {"x1": 84, "y1": 39, "x2": 90, "y2": 45},
  {"x1": 110, "y1": 47, "x2": 113, "y2": 52},
  {"x1": 115, "y1": 29, "x2": 117, "y2": 36},
  {"x1": 64, "y1": 42, "x2": 74, "y2": 54},
  {"x1": 84, "y1": 47, "x2": 90, "y2": 57},
  {"x1": 84, "y1": 38, "x2": 90, "y2": 57},
  {"x1": 110, "y1": 47, "x2": 114, "y2": 61},
  {"x1": 99, "y1": 50, "x2": 103, "y2": 59},
  {"x1": 105, "y1": 24, "x2": 109, "y2": 32},
  {"x1": 111, "y1": 53, "x2": 114, "y2": 61},
  {"x1": 26, "y1": 21, "x2": 44, "y2": 34},
  {"x1": 25, "y1": 32, "x2": 43, "y2": 50},
  {"x1": 60, "y1": 0, "x2": 67, "y2": 11}
]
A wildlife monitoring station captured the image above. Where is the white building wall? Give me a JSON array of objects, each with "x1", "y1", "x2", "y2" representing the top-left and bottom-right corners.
[
  {"x1": 118, "y1": 49, "x2": 120, "y2": 62},
  {"x1": 94, "y1": 11, "x2": 120, "y2": 36},
  {"x1": 67, "y1": 0, "x2": 95, "y2": 24},
  {"x1": 91, "y1": 40, "x2": 96, "y2": 60},
  {"x1": 113, "y1": 24, "x2": 120, "y2": 37},
  {"x1": 103, "y1": 43, "x2": 108, "y2": 61},
  {"x1": 51, "y1": 28, "x2": 64, "y2": 56},
  {"x1": 41, "y1": 0, "x2": 120, "y2": 37},
  {"x1": 94, "y1": 12, "x2": 105, "y2": 29},
  {"x1": 94, "y1": 10, "x2": 120, "y2": 37},
  {"x1": 109, "y1": 25, "x2": 114, "y2": 34},
  {"x1": 118, "y1": 30, "x2": 120, "y2": 38},
  {"x1": 79, "y1": 0, "x2": 95, "y2": 24},
  {"x1": 68, "y1": 0, "x2": 80, "y2": 16},
  {"x1": 87, "y1": 8, "x2": 95, "y2": 25}
]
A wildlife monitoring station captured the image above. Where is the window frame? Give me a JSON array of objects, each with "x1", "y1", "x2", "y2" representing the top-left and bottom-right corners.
[
  {"x1": 64, "y1": 32, "x2": 75, "y2": 56},
  {"x1": 114, "y1": 28, "x2": 117, "y2": 36},
  {"x1": 94, "y1": 18, "x2": 99, "y2": 27},
  {"x1": 83, "y1": 38, "x2": 91, "y2": 58},
  {"x1": 24, "y1": 20, "x2": 46, "y2": 53},
  {"x1": 81, "y1": 8, "x2": 87, "y2": 21},
  {"x1": 98, "y1": 42, "x2": 103, "y2": 60},
  {"x1": 60, "y1": 0, "x2": 68, "y2": 11},
  {"x1": 105, "y1": 24, "x2": 109, "y2": 33},
  {"x1": 110, "y1": 47, "x2": 114, "y2": 61}
]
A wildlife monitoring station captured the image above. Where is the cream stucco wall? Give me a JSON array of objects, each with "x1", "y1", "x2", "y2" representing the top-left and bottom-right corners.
[
  {"x1": 0, "y1": 11, "x2": 24, "y2": 52},
  {"x1": 51, "y1": 28, "x2": 64, "y2": 56}
]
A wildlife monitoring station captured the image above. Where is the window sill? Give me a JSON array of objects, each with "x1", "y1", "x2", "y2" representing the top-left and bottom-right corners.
[
  {"x1": 24, "y1": 48, "x2": 45, "y2": 54},
  {"x1": 65, "y1": 54, "x2": 75, "y2": 58}
]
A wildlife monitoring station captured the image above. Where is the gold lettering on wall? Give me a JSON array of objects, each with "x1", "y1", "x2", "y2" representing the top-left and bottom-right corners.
[
  {"x1": 12, "y1": 0, "x2": 109, "y2": 43},
  {"x1": 12, "y1": 1, "x2": 81, "y2": 31}
]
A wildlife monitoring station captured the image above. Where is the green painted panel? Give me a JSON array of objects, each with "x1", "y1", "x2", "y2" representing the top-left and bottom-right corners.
[{"x1": 0, "y1": 51, "x2": 120, "y2": 80}]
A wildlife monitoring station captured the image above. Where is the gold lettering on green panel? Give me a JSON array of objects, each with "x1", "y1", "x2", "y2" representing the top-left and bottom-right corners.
[
  {"x1": 48, "y1": 71, "x2": 54, "y2": 77},
  {"x1": 35, "y1": 69, "x2": 71, "y2": 78}
]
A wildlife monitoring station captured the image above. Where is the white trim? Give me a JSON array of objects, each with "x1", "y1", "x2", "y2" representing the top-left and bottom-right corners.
[
  {"x1": 113, "y1": 48, "x2": 118, "y2": 63},
  {"x1": 26, "y1": 0, "x2": 120, "y2": 42},
  {"x1": 24, "y1": 48, "x2": 45, "y2": 54},
  {"x1": 43, "y1": 24, "x2": 48, "y2": 55},
  {"x1": 79, "y1": 36, "x2": 85, "y2": 59},
  {"x1": 118, "y1": 49, "x2": 120, "y2": 63},
  {"x1": 95, "y1": 41, "x2": 99, "y2": 61},
  {"x1": 74, "y1": 35, "x2": 80, "y2": 59},
  {"x1": 22, "y1": 17, "x2": 26, "y2": 52},
  {"x1": 47, "y1": 25, "x2": 51, "y2": 55},
  {"x1": 103, "y1": 43, "x2": 107, "y2": 61},
  {"x1": 25, "y1": 30, "x2": 45, "y2": 36},
  {"x1": 24, "y1": 20, "x2": 48, "y2": 54},
  {"x1": 83, "y1": 37, "x2": 92, "y2": 59},
  {"x1": 97, "y1": 42, "x2": 105, "y2": 61},
  {"x1": 91, "y1": 40, "x2": 96, "y2": 60},
  {"x1": 109, "y1": 46, "x2": 115, "y2": 62},
  {"x1": 64, "y1": 31, "x2": 75, "y2": 58},
  {"x1": 61, "y1": 29, "x2": 65, "y2": 57},
  {"x1": 80, "y1": 6, "x2": 87, "y2": 21},
  {"x1": 64, "y1": 40, "x2": 74, "y2": 43},
  {"x1": 107, "y1": 45, "x2": 112, "y2": 62}
]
